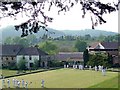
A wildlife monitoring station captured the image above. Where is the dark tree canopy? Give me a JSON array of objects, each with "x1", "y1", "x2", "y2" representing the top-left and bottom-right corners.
[
  {"x1": 75, "y1": 40, "x2": 87, "y2": 52},
  {"x1": 0, "y1": 0, "x2": 119, "y2": 37}
]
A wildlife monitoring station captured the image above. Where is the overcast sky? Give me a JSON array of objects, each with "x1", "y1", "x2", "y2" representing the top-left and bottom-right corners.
[{"x1": 0, "y1": 0, "x2": 118, "y2": 33}]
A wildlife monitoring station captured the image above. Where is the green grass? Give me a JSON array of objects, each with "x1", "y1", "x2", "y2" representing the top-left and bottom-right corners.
[
  {"x1": 0, "y1": 69, "x2": 46, "y2": 77},
  {"x1": 53, "y1": 41, "x2": 77, "y2": 51},
  {"x1": 89, "y1": 76, "x2": 119, "y2": 88},
  {"x1": 0, "y1": 68, "x2": 118, "y2": 88},
  {"x1": 0, "y1": 69, "x2": 17, "y2": 77},
  {"x1": 48, "y1": 40, "x2": 98, "y2": 52}
]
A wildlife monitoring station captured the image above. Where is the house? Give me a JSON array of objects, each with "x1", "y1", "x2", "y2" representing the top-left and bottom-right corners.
[
  {"x1": 0, "y1": 45, "x2": 49, "y2": 69},
  {"x1": 54, "y1": 52, "x2": 84, "y2": 66},
  {"x1": 17, "y1": 47, "x2": 48, "y2": 68},
  {"x1": 0, "y1": 45, "x2": 22, "y2": 67},
  {"x1": 87, "y1": 42, "x2": 119, "y2": 65}
]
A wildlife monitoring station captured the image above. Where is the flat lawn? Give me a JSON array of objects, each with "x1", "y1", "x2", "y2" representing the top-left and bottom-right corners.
[
  {"x1": 0, "y1": 68, "x2": 118, "y2": 88},
  {"x1": 89, "y1": 75, "x2": 119, "y2": 88},
  {"x1": 0, "y1": 69, "x2": 17, "y2": 77},
  {"x1": 0, "y1": 69, "x2": 46, "y2": 77}
]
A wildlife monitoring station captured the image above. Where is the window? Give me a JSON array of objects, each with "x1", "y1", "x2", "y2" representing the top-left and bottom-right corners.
[
  {"x1": 23, "y1": 56, "x2": 25, "y2": 59},
  {"x1": 11, "y1": 57, "x2": 14, "y2": 60},
  {"x1": 6, "y1": 57, "x2": 8, "y2": 60},
  {"x1": 29, "y1": 56, "x2": 32, "y2": 60}
]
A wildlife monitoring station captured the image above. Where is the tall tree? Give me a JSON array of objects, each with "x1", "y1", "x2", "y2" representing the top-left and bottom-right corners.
[
  {"x1": 0, "y1": 0, "x2": 119, "y2": 37},
  {"x1": 83, "y1": 49, "x2": 89, "y2": 66}
]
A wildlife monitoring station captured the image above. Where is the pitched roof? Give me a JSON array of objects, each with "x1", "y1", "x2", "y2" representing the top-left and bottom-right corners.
[
  {"x1": 55, "y1": 52, "x2": 83, "y2": 61},
  {"x1": 37, "y1": 48, "x2": 48, "y2": 55},
  {"x1": 0, "y1": 45, "x2": 22, "y2": 56},
  {"x1": 88, "y1": 42, "x2": 119, "y2": 49},
  {"x1": 18, "y1": 47, "x2": 38, "y2": 55},
  {"x1": 88, "y1": 42, "x2": 99, "y2": 49},
  {"x1": 0, "y1": 45, "x2": 48, "y2": 56},
  {"x1": 18, "y1": 47, "x2": 48, "y2": 55},
  {"x1": 101, "y1": 42, "x2": 118, "y2": 49}
]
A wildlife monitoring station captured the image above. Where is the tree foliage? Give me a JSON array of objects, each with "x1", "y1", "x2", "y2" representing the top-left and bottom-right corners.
[
  {"x1": 4, "y1": 35, "x2": 37, "y2": 46},
  {"x1": 38, "y1": 41, "x2": 58, "y2": 54},
  {"x1": 17, "y1": 57, "x2": 27, "y2": 70},
  {"x1": 83, "y1": 49, "x2": 89, "y2": 66},
  {"x1": 75, "y1": 40, "x2": 87, "y2": 52},
  {"x1": 48, "y1": 60, "x2": 64, "y2": 67},
  {"x1": 33, "y1": 58, "x2": 40, "y2": 69},
  {"x1": 87, "y1": 53, "x2": 111, "y2": 67},
  {"x1": 26, "y1": 34, "x2": 37, "y2": 45},
  {"x1": 4, "y1": 37, "x2": 13, "y2": 44},
  {"x1": 8, "y1": 62, "x2": 17, "y2": 70},
  {"x1": 0, "y1": 0, "x2": 119, "y2": 37}
]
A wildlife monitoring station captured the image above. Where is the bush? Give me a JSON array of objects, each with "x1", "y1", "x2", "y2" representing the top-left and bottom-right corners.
[
  {"x1": 17, "y1": 58, "x2": 27, "y2": 70},
  {"x1": 3, "y1": 66, "x2": 8, "y2": 69},
  {"x1": 48, "y1": 60, "x2": 64, "y2": 67},
  {"x1": 8, "y1": 65, "x2": 17, "y2": 70},
  {"x1": 87, "y1": 53, "x2": 110, "y2": 67},
  {"x1": 33, "y1": 59, "x2": 40, "y2": 70},
  {"x1": 8, "y1": 62, "x2": 18, "y2": 70}
]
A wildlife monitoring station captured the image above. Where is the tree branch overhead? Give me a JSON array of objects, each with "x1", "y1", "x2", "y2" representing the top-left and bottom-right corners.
[{"x1": 0, "y1": 0, "x2": 119, "y2": 37}]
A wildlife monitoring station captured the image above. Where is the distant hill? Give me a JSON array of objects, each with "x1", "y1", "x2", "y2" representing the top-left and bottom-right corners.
[
  {"x1": 0, "y1": 26, "x2": 117, "y2": 41},
  {"x1": 62, "y1": 29, "x2": 117, "y2": 37},
  {"x1": 0, "y1": 26, "x2": 21, "y2": 39},
  {"x1": 0, "y1": 26, "x2": 65, "y2": 40}
]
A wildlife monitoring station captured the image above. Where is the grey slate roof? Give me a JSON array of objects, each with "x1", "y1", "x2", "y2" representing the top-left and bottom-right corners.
[
  {"x1": 0, "y1": 45, "x2": 22, "y2": 56},
  {"x1": 88, "y1": 42, "x2": 119, "y2": 49},
  {"x1": 0, "y1": 45, "x2": 48, "y2": 56},
  {"x1": 101, "y1": 42, "x2": 118, "y2": 49},
  {"x1": 18, "y1": 47, "x2": 48, "y2": 56},
  {"x1": 55, "y1": 52, "x2": 83, "y2": 61}
]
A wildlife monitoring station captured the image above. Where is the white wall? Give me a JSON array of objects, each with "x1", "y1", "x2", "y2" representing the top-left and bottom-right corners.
[
  {"x1": 96, "y1": 43, "x2": 105, "y2": 49},
  {"x1": 17, "y1": 55, "x2": 39, "y2": 68}
]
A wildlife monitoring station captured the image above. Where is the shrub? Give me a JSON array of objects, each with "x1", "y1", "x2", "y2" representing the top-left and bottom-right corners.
[
  {"x1": 17, "y1": 58, "x2": 27, "y2": 70},
  {"x1": 48, "y1": 60, "x2": 64, "y2": 67},
  {"x1": 8, "y1": 62, "x2": 17, "y2": 70}
]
